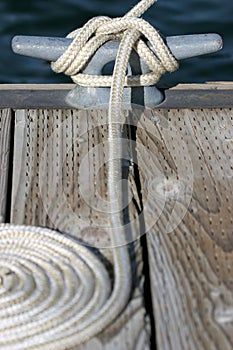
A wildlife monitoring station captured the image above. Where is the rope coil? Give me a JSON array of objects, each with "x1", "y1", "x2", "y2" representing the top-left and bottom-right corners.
[{"x1": 0, "y1": 225, "x2": 111, "y2": 349}]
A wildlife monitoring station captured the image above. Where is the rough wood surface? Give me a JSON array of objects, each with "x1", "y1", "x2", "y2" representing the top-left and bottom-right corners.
[
  {"x1": 0, "y1": 109, "x2": 12, "y2": 222},
  {"x1": 136, "y1": 108, "x2": 233, "y2": 350},
  {"x1": 4, "y1": 100, "x2": 233, "y2": 349},
  {"x1": 11, "y1": 109, "x2": 150, "y2": 350}
]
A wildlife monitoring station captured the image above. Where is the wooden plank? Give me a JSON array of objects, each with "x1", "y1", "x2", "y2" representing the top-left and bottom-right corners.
[
  {"x1": 11, "y1": 109, "x2": 151, "y2": 350},
  {"x1": 0, "y1": 83, "x2": 233, "y2": 109},
  {"x1": 136, "y1": 108, "x2": 233, "y2": 349},
  {"x1": 0, "y1": 109, "x2": 12, "y2": 223}
]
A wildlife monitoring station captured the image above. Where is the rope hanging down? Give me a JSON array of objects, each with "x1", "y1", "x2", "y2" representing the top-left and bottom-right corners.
[
  {"x1": 50, "y1": 0, "x2": 178, "y2": 347},
  {"x1": 0, "y1": 1, "x2": 179, "y2": 349}
]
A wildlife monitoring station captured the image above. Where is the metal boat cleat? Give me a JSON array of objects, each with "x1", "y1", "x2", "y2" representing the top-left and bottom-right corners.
[{"x1": 12, "y1": 33, "x2": 223, "y2": 109}]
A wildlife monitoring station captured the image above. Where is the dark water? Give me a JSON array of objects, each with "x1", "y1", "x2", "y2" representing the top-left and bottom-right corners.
[{"x1": 0, "y1": 0, "x2": 232, "y2": 85}]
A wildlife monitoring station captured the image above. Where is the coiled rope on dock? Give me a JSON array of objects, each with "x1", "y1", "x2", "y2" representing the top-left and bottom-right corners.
[
  {"x1": 0, "y1": 225, "x2": 112, "y2": 349},
  {"x1": 0, "y1": 1, "x2": 178, "y2": 349}
]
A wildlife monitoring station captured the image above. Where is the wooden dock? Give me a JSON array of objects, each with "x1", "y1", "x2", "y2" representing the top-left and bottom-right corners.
[{"x1": 0, "y1": 83, "x2": 233, "y2": 349}]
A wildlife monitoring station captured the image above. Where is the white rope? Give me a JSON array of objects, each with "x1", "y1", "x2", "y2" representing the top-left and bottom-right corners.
[
  {"x1": 0, "y1": 225, "x2": 112, "y2": 349},
  {"x1": 0, "y1": 1, "x2": 179, "y2": 349},
  {"x1": 51, "y1": 4, "x2": 178, "y2": 86}
]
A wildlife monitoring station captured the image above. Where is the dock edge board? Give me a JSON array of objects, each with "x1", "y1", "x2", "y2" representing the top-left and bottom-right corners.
[{"x1": 0, "y1": 83, "x2": 232, "y2": 109}]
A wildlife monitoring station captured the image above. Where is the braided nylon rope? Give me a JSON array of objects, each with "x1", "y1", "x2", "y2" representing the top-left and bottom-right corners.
[
  {"x1": 0, "y1": 1, "x2": 178, "y2": 349},
  {"x1": 51, "y1": 2, "x2": 178, "y2": 86},
  {"x1": 0, "y1": 225, "x2": 113, "y2": 349}
]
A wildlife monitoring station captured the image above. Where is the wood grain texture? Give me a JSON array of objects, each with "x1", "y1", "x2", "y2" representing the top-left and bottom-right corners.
[
  {"x1": 136, "y1": 108, "x2": 233, "y2": 349},
  {"x1": 0, "y1": 109, "x2": 12, "y2": 222},
  {"x1": 11, "y1": 109, "x2": 150, "y2": 350}
]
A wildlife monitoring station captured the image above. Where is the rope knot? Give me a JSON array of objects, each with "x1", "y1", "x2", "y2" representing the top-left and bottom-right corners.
[{"x1": 51, "y1": 2, "x2": 179, "y2": 88}]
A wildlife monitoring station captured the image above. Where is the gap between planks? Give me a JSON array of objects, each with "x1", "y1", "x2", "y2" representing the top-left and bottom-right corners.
[{"x1": 0, "y1": 109, "x2": 12, "y2": 223}]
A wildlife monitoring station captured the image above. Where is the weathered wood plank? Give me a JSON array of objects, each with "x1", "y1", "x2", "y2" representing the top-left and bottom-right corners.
[
  {"x1": 0, "y1": 109, "x2": 12, "y2": 223},
  {"x1": 0, "y1": 83, "x2": 233, "y2": 109},
  {"x1": 11, "y1": 109, "x2": 151, "y2": 350},
  {"x1": 136, "y1": 108, "x2": 233, "y2": 349}
]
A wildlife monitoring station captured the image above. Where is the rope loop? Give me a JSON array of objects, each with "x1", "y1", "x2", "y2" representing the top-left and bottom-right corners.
[{"x1": 51, "y1": 6, "x2": 179, "y2": 87}]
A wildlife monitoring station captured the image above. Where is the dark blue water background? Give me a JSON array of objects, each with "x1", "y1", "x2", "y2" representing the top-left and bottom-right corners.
[{"x1": 0, "y1": 0, "x2": 232, "y2": 85}]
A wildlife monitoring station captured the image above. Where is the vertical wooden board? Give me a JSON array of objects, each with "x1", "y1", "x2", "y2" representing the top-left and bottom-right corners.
[
  {"x1": 136, "y1": 108, "x2": 233, "y2": 350},
  {"x1": 11, "y1": 109, "x2": 151, "y2": 350},
  {"x1": 0, "y1": 109, "x2": 12, "y2": 223}
]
